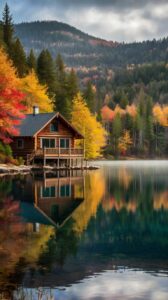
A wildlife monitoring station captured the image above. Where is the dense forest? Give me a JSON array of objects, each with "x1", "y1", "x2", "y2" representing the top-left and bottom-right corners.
[{"x1": 0, "y1": 4, "x2": 168, "y2": 160}]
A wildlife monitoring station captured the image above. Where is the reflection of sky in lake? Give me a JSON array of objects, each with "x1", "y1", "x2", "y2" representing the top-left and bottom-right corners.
[{"x1": 15, "y1": 269, "x2": 168, "y2": 300}]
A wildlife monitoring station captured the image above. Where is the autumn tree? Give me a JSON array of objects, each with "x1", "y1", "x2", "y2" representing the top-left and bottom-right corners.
[
  {"x1": 20, "y1": 70, "x2": 52, "y2": 113},
  {"x1": 0, "y1": 48, "x2": 25, "y2": 143},
  {"x1": 118, "y1": 130, "x2": 132, "y2": 155},
  {"x1": 153, "y1": 104, "x2": 168, "y2": 127},
  {"x1": 71, "y1": 93, "x2": 106, "y2": 159}
]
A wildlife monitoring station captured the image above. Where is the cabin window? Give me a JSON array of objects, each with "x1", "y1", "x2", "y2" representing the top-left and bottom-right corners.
[
  {"x1": 60, "y1": 184, "x2": 71, "y2": 197},
  {"x1": 41, "y1": 186, "x2": 56, "y2": 198},
  {"x1": 50, "y1": 121, "x2": 58, "y2": 132},
  {"x1": 60, "y1": 138, "x2": 70, "y2": 148},
  {"x1": 41, "y1": 138, "x2": 55, "y2": 148},
  {"x1": 17, "y1": 139, "x2": 24, "y2": 149}
]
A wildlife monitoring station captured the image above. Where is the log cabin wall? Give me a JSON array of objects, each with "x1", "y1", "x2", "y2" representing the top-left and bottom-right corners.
[
  {"x1": 36, "y1": 116, "x2": 75, "y2": 149},
  {"x1": 11, "y1": 137, "x2": 35, "y2": 158}
]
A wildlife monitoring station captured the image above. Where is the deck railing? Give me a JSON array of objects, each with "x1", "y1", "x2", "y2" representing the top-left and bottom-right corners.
[{"x1": 35, "y1": 148, "x2": 84, "y2": 157}]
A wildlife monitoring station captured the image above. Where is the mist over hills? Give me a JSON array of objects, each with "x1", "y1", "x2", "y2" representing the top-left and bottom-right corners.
[{"x1": 15, "y1": 21, "x2": 168, "y2": 69}]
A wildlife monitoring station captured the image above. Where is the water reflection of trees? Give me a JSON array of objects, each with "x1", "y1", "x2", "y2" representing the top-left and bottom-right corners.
[
  {"x1": 82, "y1": 204, "x2": 168, "y2": 259},
  {"x1": 81, "y1": 167, "x2": 168, "y2": 258},
  {"x1": 102, "y1": 166, "x2": 168, "y2": 213},
  {"x1": 72, "y1": 170, "x2": 105, "y2": 234}
]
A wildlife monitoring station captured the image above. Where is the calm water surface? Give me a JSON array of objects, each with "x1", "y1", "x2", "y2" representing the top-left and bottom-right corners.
[{"x1": 0, "y1": 160, "x2": 168, "y2": 300}]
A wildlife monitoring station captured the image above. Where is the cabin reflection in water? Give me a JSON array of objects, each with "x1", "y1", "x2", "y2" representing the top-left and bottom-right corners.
[{"x1": 19, "y1": 170, "x2": 85, "y2": 228}]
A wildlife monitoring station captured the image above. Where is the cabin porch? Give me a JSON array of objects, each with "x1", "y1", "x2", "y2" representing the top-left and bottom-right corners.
[{"x1": 27, "y1": 147, "x2": 84, "y2": 167}]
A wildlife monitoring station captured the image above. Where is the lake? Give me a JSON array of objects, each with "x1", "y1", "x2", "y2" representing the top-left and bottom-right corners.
[{"x1": 0, "y1": 161, "x2": 168, "y2": 300}]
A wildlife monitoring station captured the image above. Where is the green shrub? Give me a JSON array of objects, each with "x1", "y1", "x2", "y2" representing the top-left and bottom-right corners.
[
  {"x1": 4, "y1": 144, "x2": 13, "y2": 157},
  {"x1": 17, "y1": 157, "x2": 25, "y2": 165},
  {"x1": 0, "y1": 142, "x2": 5, "y2": 154}
]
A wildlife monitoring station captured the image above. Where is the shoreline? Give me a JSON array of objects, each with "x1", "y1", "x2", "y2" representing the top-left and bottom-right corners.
[
  {"x1": 0, "y1": 164, "x2": 99, "y2": 177},
  {"x1": 0, "y1": 158, "x2": 168, "y2": 177},
  {"x1": 0, "y1": 164, "x2": 32, "y2": 177}
]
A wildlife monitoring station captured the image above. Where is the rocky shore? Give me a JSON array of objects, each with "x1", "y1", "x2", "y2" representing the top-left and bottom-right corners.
[
  {"x1": 0, "y1": 164, "x2": 32, "y2": 177},
  {"x1": 0, "y1": 164, "x2": 99, "y2": 177}
]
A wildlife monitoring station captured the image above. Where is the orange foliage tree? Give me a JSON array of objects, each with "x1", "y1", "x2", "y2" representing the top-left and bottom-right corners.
[
  {"x1": 101, "y1": 105, "x2": 115, "y2": 122},
  {"x1": 0, "y1": 48, "x2": 25, "y2": 143}
]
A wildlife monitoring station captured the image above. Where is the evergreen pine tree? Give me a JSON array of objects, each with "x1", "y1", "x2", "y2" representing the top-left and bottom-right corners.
[
  {"x1": 27, "y1": 49, "x2": 36, "y2": 71},
  {"x1": 55, "y1": 53, "x2": 66, "y2": 81},
  {"x1": 37, "y1": 49, "x2": 56, "y2": 97},
  {"x1": 84, "y1": 81, "x2": 95, "y2": 113},
  {"x1": 145, "y1": 97, "x2": 154, "y2": 154},
  {"x1": 66, "y1": 68, "x2": 79, "y2": 102},
  {"x1": 111, "y1": 113, "x2": 122, "y2": 155},
  {"x1": 0, "y1": 21, "x2": 5, "y2": 46},
  {"x1": 2, "y1": 3, "x2": 13, "y2": 48},
  {"x1": 11, "y1": 38, "x2": 27, "y2": 77},
  {"x1": 120, "y1": 91, "x2": 129, "y2": 109},
  {"x1": 54, "y1": 54, "x2": 71, "y2": 119}
]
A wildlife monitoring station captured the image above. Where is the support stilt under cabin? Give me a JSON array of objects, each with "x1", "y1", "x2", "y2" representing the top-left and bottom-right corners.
[
  {"x1": 11, "y1": 107, "x2": 85, "y2": 169},
  {"x1": 42, "y1": 157, "x2": 84, "y2": 169}
]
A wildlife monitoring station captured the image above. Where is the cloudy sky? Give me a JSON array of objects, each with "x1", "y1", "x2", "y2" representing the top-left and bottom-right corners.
[{"x1": 0, "y1": 0, "x2": 168, "y2": 42}]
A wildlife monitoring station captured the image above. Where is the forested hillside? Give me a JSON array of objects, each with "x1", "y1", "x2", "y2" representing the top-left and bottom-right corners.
[
  {"x1": 15, "y1": 21, "x2": 168, "y2": 68},
  {"x1": 98, "y1": 63, "x2": 168, "y2": 108}
]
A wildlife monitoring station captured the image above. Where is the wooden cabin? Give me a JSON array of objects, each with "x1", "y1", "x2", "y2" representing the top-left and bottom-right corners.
[{"x1": 11, "y1": 106, "x2": 84, "y2": 166}]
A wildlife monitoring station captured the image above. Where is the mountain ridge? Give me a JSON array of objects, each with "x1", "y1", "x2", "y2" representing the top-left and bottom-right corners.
[{"x1": 15, "y1": 20, "x2": 168, "y2": 69}]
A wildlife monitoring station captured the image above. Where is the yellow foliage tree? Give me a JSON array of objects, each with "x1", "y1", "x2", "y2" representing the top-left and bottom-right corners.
[
  {"x1": 0, "y1": 47, "x2": 19, "y2": 89},
  {"x1": 118, "y1": 130, "x2": 132, "y2": 155},
  {"x1": 71, "y1": 93, "x2": 107, "y2": 159},
  {"x1": 153, "y1": 103, "x2": 168, "y2": 127},
  {"x1": 20, "y1": 70, "x2": 53, "y2": 113}
]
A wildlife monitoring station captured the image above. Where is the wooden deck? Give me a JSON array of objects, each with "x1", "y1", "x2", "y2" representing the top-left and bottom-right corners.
[
  {"x1": 27, "y1": 148, "x2": 84, "y2": 165},
  {"x1": 37, "y1": 148, "x2": 84, "y2": 157}
]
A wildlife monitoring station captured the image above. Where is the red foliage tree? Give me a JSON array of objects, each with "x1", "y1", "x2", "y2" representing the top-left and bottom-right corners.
[{"x1": 0, "y1": 49, "x2": 25, "y2": 143}]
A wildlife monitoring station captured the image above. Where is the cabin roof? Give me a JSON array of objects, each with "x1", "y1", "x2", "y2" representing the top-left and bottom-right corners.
[{"x1": 16, "y1": 112, "x2": 84, "y2": 138}]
